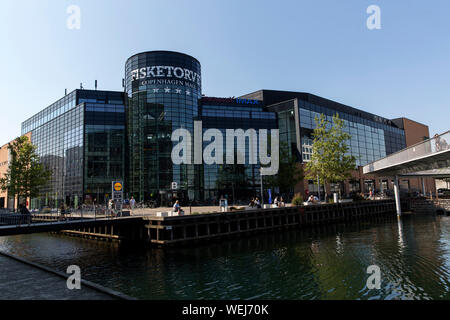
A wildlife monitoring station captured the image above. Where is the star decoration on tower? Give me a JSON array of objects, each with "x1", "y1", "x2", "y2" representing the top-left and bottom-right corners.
[
  {"x1": 186, "y1": 90, "x2": 191, "y2": 95},
  {"x1": 175, "y1": 89, "x2": 182, "y2": 94},
  {"x1": 153, "y1": 88, "x2": 159, "y2": 93},
  {"x1": 164, "y1": 87, "x2": 171, "y2": 93}
]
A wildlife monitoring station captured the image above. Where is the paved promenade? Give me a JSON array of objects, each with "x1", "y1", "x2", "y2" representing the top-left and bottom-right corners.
[
  {"x1": 28, "y1": 206, "x2": 229, "y2": 219},
  {"x1": 131, "y1": 205, "x2": 227, "y2": 216},
  {"x1": 0, "y1": 253, "x2": 127, "y2": 300},
  {"x1": 130, "y1": 204, "x2": 292, "y2": 216},
  {"x1": 77, "y1": 205, "x2": 227, "y2": 217}
]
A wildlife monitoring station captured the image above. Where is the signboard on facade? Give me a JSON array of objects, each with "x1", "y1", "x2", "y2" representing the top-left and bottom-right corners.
[
  {"x1": 130, "y1": 65, "x2": 201, "y2": 91},
  {"x1": 201, "y1": 97, "x2": 262, "y2": 105}
]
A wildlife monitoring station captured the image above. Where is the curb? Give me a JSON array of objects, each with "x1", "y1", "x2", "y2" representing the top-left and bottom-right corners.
[{"x1": 0, "y1": 251, "x2": 137, "y2": 300}]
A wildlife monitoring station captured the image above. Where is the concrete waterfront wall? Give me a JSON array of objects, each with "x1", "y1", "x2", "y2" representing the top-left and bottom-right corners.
[
  {"x1": 143, "y1": 200, "x2": 398, "y2": 246},
  {"x1": 410, "y1": 199, "x2": 450, "y2": 214},
  {"x1": 59, "y1": 218, "x2": 146, "y2": 242},
  {"x1": 60, "y1": 200, "x2": 401, "y2": 246},
  {"x1": 434, "y1": 199, "x2": 450, "y2": 213}
]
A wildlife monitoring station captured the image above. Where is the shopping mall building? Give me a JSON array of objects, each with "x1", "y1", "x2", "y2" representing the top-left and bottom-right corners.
[{"x1": 0, "y1": 51, "x2": 435, "y2": 208}]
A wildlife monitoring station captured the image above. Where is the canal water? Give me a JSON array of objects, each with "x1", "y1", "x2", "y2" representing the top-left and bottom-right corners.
[{"x1": 0, "y1": 214, "x2": 449, "y2": 300}]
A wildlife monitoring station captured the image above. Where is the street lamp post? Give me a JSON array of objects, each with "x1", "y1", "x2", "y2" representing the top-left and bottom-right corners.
[
  {"x1": 260, "y1": 168, "x2": 264, "y2": 207},
  {"x1": 62, "y1": 173, "x2": 65, "y2": 208}
]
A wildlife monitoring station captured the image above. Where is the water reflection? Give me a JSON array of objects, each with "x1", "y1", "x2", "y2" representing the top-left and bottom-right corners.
[
  {"x1": 397, "y1": 217, "x2": 406, "y2": 252},
  {"x1": 0, "y1": 215, "x2": 449, "y2": 300}
]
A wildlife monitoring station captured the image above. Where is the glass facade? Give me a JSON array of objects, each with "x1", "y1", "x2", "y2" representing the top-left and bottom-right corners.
[
  {"x1": 82, "y1": 91, "x2": 126, "y2": 205},
  {"x1": 243, "y1": 90, "x2": 408, "y2": 167},
  {"x1": 200, "y1": 101, "x2": 277, "y2": 202},
  {"x1": 26, "y1": 103, "x2": 84, "y2": 209},
  {"x1": 21, "y1": 90, "x2": 125, "y2": 209},
  {"x1": 298, "y1": 99, "x2": 406, "y2": 166},
  {"x1": 21, "y1": 91, "x2": 77, "y2": 135},
  {"x1": 125, "y1": 51, "x2": 202, "y2": 203},
  {"x1": 277, "y1": 108, "x2": 300, "y2": 160}
]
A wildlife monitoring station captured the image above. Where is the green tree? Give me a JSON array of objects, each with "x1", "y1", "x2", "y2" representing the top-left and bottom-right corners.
[
  {"x1": 305, "y1": 114, "x2": 356, "y2": 201},
  {"x1": 265, "y1": 142, "x2": 304, "y2": 194},
  {"x1": 0, "y1": 136, "x2": 51, "y2": 210}
]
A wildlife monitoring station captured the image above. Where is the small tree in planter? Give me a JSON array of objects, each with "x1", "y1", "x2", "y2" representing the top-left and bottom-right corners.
[
  {"x1": 292, "y1": 194, "x2": 304, "y2": 206},
  {"x1": 305, "y1": 114, "x2": 356, "y2": 202}
]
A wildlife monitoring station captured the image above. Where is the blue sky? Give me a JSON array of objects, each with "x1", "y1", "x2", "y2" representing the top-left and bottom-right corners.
[{"x1": 1, "y1": 0, "x2": 449, "y2": 145}]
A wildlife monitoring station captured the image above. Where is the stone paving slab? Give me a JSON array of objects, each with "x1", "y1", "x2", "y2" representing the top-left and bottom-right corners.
[{"x1": 0, "y1": 254, "x2": 116, "y2": 300}]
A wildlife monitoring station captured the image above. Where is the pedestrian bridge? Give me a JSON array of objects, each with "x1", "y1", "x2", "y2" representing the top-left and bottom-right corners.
[
  {"x1": 363, "y1": 131, "x2": 450, "y2": 216},
  {"x1": 363, "y1": 130, "x2": 450, "y2": 178}
]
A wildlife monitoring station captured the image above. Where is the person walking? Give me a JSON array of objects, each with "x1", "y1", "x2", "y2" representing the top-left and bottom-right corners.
[
  {"x1": 255, "y1": 197, "x2": 261, "y2": 209},
  {"x1": 108, "y1": 199, "x2": 114, "y2": 217},
  {"x1": 20, "y1": 203, "x2": 32, "y2": 224},
  {"x1": 280, "y1": 196, "x2": 285, "y2": 207},
  {"x1": 219, "y1": 195, "x2": 228, "y2": 212},
  {"x1": 130, "y1": 197, "x2": 136, "y2": 211},
  {"x1": 59, "y1": 203, "x2": 66, "y2": 221},
  {"x1": 249, "y1": 198, "x2": 255, "y2": 208}
]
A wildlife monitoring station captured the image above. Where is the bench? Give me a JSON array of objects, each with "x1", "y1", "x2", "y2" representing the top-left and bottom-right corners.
[{"x1": 156, "y1": 211, "x2": 186, "y2": 217}]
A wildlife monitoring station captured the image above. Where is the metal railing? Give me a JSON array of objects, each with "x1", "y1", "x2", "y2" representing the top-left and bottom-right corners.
[
  {"x1": 0, "y1": 213, "x2": 32, "y2": 226},
  {"x1": 69, "y1": 205, "x2": 129, "y2": 219},
  {"x1": 27, "y1": 205, "x2": 127, "y2": 221},
  {"x1": 0, "y1": 210, "x2": 125, "y2": 228},
  {"x1": 364, "y1": 130, "x2": 450, "y2": 174}
]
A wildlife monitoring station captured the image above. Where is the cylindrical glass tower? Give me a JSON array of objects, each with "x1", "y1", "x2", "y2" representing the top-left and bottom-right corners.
[{"x1": 125, "y1": 51, "x2": 202, "y2": 204}]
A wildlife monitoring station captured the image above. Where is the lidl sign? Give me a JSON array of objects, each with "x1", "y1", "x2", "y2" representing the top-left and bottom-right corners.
[
  {"x1": 113, "y1": 182, "x2": 123, "y2": 191},
  {"x1": 112, "y1": 181, "x2": 124, "y2": 203}
]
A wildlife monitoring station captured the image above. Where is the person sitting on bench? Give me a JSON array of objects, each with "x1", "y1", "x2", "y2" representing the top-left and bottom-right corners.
[{"x1": 173, "y1": 200, "x2": 183, "y2": 215}]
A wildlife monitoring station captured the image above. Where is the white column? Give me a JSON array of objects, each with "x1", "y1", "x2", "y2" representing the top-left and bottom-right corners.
[
  {"x1": 421, "y1": 177, "x2": 426, "y2": 196},
  {"x1": 436, "y1": 182, "x2": 439, "y2": 200},
  {"x1": 394, "y1": 176, "x2": 401, "y2": 216}
]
